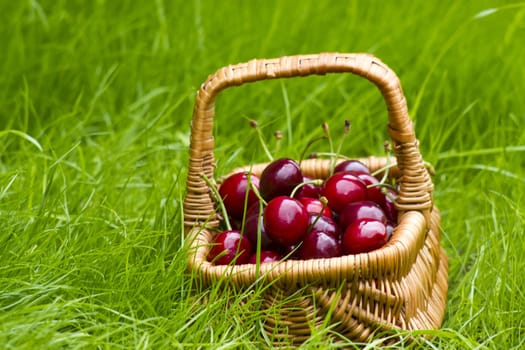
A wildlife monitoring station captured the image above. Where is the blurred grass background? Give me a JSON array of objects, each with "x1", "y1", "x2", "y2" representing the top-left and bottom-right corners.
[{"x1": 0, "y1": 0, "x2": 524, "y2": 348}]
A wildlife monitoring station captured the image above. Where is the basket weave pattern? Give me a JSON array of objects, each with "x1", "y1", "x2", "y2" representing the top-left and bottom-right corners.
[{"x1": 183, "y1": 53, "x2": 448, "y2": 343}]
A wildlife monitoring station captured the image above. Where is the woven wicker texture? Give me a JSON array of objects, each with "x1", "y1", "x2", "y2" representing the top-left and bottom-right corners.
[{"x1": 183, "y1": 53, "x2": 448, "y2": 343}]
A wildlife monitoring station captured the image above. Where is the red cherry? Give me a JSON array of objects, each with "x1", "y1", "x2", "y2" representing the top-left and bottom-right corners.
[
  {"x1": 263, "y1": 196, "x2": 309, "y2": 246},
  {"x1": 386, "y1": 221, "x2": 395, "y2": 240},
  {"x1": 377, "y1": 188, "x2": 399, "y2": 223},
  {"x1": 259, "y1": 158, "x2": 303, "y2": 201},
  {"x1": 299, "y1": 230, "x2": 342, "y2": 260},
  {"x1": 321, "y1": 172, "x2": 367, "y2": 213},
  {"x1": 279, "y1": 244, "x2": 301, "y2": 260},
  {"x1": 218, "y1": 172, "x2": 260, "y2": 220},
  {"x1": 356, "y1": 173, "x2": 384, "y2": 204},
  {"x1": 308, "y1": 214, "x2": 340, "y2": 238},
  {"x1": 342, "y1": 219, "x2": 388, "y2": 254},
  {"x1": 299, "y1": 197, "x2": 332, "y2": 218},
  {"x1": 207, "y1": 230, "x2": 252, "y2": 265},
  {"x1": 244, "y1": 206, "x2": 274, "y2": 250},
  {"x1": 334, "y1": 160, "x2": 370, "y2": 175},
  {"x1": 338, "y1": 200, "x2": 387, "y2": 230},
  {"x1": 249, "y1": 250, "x2": 282, "y2": 264},
  {"x1": 293, "y1": 176, "x2": 321, "y2": 199}
]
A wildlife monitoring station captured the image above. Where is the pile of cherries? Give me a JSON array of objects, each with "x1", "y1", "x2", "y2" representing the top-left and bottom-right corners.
[{"x1": 207, "y1": 158, "x2": 398, "y2": 265}]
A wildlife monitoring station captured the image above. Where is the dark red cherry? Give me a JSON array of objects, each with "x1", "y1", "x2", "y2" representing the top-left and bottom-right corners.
[
  {"x1": 279, "y1": 244, "x2": 301, "y2": 260},
  {"x1": 338, "y1": 200, "x2": 387, "y2": 230},
  {"x1": 321, "y1": 172, "x2": 367, "y2": 213},
  {"x1": 263, "y1": 196, "x2": 309, "y2": 246},
  {"x1": 334, "y1": 160, "x2": 370, "y2": 175},
  {"x1": 259, "y1": 158, "x2": 303, "y2": 201},
  {"x1": 299, "y1": 197, "x2": 332, "y2": 218},
  {"x1": 308, "y1": 214, "x2": 339, "y2": 238},
  {"x1": 244, "y1": 207, "x2": 273, "y2": 250},
  {"x1": 218, "y1": 172, "x2": 260, "y2": 220},
  {"x1": 342, "y1": 219, "x2": 388, "y2": 254},
  {"x1": 386, "y1": 221, "x2": 395, "y2": 240},
  {"x1": 377, "y1": 188, "x2": 399, "y2": 223},
  {"x1": 207, "y1": 230, "x2": 252, "y2": 265},
  {"x1": 299, "y1": 230, "x2": 342, "y2": 260},
  {"x1": 356, "y1": 173, "x2": 384, "y2": 204},
  {"x1": 293, "y1": 176, "x2": 321, "y2": 199},
  {"x1": 249, "y1": 250, "x2": 282, "y2": 264}
]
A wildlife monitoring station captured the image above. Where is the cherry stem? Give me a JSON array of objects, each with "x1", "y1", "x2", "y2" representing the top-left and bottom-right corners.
[
  {"x1": 371, "y1": 163, "x2": 397, "y2": 187},
  {"x1": 306, "y1": 196, "x2": 329, "y2": 233},
  {"x1": 239, "y1": 171, "x2": 256, "y2": 235},
  {"x1": 367, "y1": 182, "x2": 397, "y2": 191},
  {"x1": 333, "y1": 120, "x2": 351, "y2": 173},
  {"x1": 290, "y1": 179, "x2": 324, "y2": 198},
  {"x1": 322, "y1": 122, "x2": 336, "y2": 175},
  {"x1": 199, "y1": 173, "x2": 232, "y2": 231},
  {"x1": 249, "y1": 181, "x2": 268, "y2": 206},
  {"x1": 250, "y1": 119, "x2": 274, "y2": 162},
  {"x1": 298, "y1": 135, "x2": 327, "y2": 166},
  {"x1": 381, "y1": 186, "x2": 397, "y2": 201}
]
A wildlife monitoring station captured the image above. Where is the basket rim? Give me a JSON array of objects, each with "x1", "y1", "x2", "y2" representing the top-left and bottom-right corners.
[{"x1": 187, "y1": 209, "x2": 429, "y2": 284}]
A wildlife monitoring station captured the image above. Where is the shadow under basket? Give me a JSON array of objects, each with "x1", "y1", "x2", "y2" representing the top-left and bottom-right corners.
[{"x1": 183, "y1": 53, "x2": 448, "y2": 344}]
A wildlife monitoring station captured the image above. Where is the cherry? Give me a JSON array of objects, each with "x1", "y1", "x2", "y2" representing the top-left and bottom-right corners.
[
  {"x1": 249, "y1": 250, "x2": 282, "y2": 264},
  {"x1": 244, "y1": 205, "x2": 273, "y2": 250},
  {"x1": 299, "y1": 197, "x2": 332, "y2": 218},
  {"x1": 218, "y1": 172, "x2": 260, "y2": 220},
  {"x1": 321, "y1": 172, "x2": 367, "y2": 213},
  {"x1": 293, "y1": 176, "x2": 322, "y2": 199},
  {"x1": 299, "y1": 230, "x2": 342, "y2": 260},
  {"x1": 263, "y1": 196, "x2": 309, "y2": 246},
  {"x1": 334, "y1": 160, "x2": 370, "y2": 175},
  {"x1": 259, "y1": 158, "x2": 303, "y2": 201},
  {"x1": 308, "y1": 214, "x2": 339, "y2": 238},
  {"x1": 356, "y1": 173, "x2": 384, "y2": 204},
  {"x1": 386, "y1": 221, "x2": 395, "y2": 240},
  {"x1": 279, "y1": 244, "x2": 301, "y2": 260},
  {"x1": 342, "y1": 219, "x2": 388, "y2": 254},
  {"x1": 377, "y1": 188, "x2": 399, "y2": 223},
  {"x1": 338, "y1": 200, "x2": 387, "y2": 230},
  {"x1": 207, "y1": 230, "x2": 252, "y2": 265}
]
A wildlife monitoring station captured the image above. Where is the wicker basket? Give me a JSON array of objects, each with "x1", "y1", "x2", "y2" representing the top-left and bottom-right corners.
[{"x1": 183, "y1": 53, "x2": 448, "y2": 344}]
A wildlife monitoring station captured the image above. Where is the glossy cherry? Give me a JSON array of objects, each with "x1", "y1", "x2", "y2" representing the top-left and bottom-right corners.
[
  {"x1": 308, "y1": 214, "x2": 339, "y2": 238},
  {"x1": 218, "y1": 172, "x2": 260, "y2": 220},
  {"x1": 334, "y1": 160, "x2": 370, "y2": 175},
  {"x1": 386, "y1": 221, "x2": 395, "y2": 240},
  {"x1": 293, "y1": 176, "x2": 322, "y2": 199},
  {"x1": 356, "y1": 173, "x2": 384, "y2": 204},
  {"x1": 342, "y1": 219, "x2": 388, "y2": 254},
  {"x1": 244, "y1": 205, "x2": 273, "y2": 250},
  {"x1": 279, "y1": 244, "x2": 301, "y2": 260},
  {"x1": 207, "y1": 230, "x2": 252, "y2": 265},
  {"x1": 338, "y1": 200, "x2": 387, "y2": 230},
  {"x1": 377, "y1": 188, "x2": 399, "y2": 223},
  {"x1": 249, "y1": 250, "x2": 282, "y2": 264},
  {"x1": 299, "y1": 197, "x2": 332, "y2": 218},
  {"x1": 321, "y1": 172, "x2": 367, "y2": 213},
  {"x1": 263, "y1": 196, "x2": 309, "y2": 246},
  {"x1": 259, "y1": 158, "x2": 303, "y2": 201},
  {"x1": 299, "y1": 230, "x2": 342, "y2": 260}
]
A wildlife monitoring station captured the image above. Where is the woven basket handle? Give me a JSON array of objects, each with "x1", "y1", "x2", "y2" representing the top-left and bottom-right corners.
[{"x1": 183, "y1": 53, "x2": 433, "y2": 229}]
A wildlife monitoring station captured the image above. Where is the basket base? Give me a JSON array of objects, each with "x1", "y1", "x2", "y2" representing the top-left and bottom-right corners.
[{"x1": 257, "y1": 206, "x2": 448, "y2": 345}]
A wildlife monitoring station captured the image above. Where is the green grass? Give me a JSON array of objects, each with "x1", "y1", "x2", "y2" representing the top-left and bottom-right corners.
[{"x1": 1, "y1": 0, "x2": 525, "y2": 348}]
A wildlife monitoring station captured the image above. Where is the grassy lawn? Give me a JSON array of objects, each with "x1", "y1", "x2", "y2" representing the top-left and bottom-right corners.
[{"x1": 1, "y1": 0, "x2": 524, "y2": 348}]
